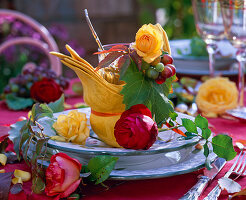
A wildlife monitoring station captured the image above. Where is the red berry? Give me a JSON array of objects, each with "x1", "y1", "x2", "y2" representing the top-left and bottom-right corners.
[
  {"x1": 155, "y1": 74, "x2": 166, "y2": 84},
  {"x1": 162, "y1": 54, "x2": 173, "y2": 65},
  {"x1": 166, "y1": 64, "x2": 176, "y2": 76},
  {"x1": 161, "y1": 66, "x2": 172, "y2": 79}
]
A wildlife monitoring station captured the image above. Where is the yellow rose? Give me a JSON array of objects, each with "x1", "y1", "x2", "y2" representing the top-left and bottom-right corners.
[
  {"x1": 132, "y1": 23, "x2": 170, "y2": 63},
  {"x1": 196, "y1": 77, "x2": 238, "y2": 114},
  {"x1": 52, "y1": 110, "x2": 90, "y2": 145}
]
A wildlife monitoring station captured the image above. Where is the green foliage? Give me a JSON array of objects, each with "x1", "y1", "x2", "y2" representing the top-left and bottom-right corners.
[
  {"x1": 120, "y1": 61, "x2": 174, "y2": 127},
  {"x1": 169, "y1": 112, "x2": 178, "y2": 121},
  {"x1": 177, "y1": 37, "x2": 208, "y2": 57},
  {"x1": 32, "y1": 176, "x2": 45, "y2": 194},
  {"x1": 189, "y1": 37, "x2": 208, "y2": 57},
  {"x1": 47, "y1": 94, "x2": 65, "y2": 113},
  {"x1": 184, "y1": 132, "x2": 197, "y2": 140},
  {"x1": 8, "y1": 120, "x2": 28, "y2": 160},
  {"x1": 137, "y1": 0, "x2": 197, "y2": 39},
  {"x1": 5, "y1": 94, "x2": 33, "y2": 110},
  {"x1": 0, "y1": 54, "x2": 27, "y2": 94},
  {"x1": 181, "y1": 118, "x2": 197, "y2": 134},
  {"x1": 87, "y1": 155, "x2": 118, "y2": 184},
  {"x1": 203, "y1": 141, "x2": 209, "y2": 157},
  {"x1": 212, "y1": 135, "x2": 237, "y2": 161},
  {"x1": 179, "y1": 115, "x2": 236, "y2": 164},
  {"x1": 195, "y1": 115, "x2": 211, "y2": 139},
  {"x1": 31, "y1": 104, "x2": 53, "y2": 121}
]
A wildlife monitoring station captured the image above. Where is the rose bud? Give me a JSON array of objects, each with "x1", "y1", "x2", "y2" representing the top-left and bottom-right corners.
[
  {"x1": 30, "y1": 78, "x2": 63, "y2": 103},
  {"x1": 45, "y1": 153, "x2": 82, "y2": 199},
  {"x1": 114, "y1": 104, "x2": 158, "y2": 150}
]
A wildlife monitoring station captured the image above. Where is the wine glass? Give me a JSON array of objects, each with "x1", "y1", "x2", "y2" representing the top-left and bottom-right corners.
[
  {"x1": 192, "y1": 0, "x2": 225, "y2": 76},
  {"x1": 220, "y1": 0, "x2": 246, "y2": 116}
]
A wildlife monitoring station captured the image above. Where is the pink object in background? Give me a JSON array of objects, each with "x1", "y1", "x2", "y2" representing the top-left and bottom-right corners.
[{"x1": 0, "y1": 9, "x2": 62, "y2": 75}]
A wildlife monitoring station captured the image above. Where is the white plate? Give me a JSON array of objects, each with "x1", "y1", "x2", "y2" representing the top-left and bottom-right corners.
[{"x1": 35, "y1": 108, "x2": 212, "y2": 180}]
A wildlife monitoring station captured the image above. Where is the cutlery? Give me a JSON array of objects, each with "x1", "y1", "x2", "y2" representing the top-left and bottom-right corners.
[
  {"x1": 179, "y1": 157, "x2": 226, "y2": 200},
  {"x1": 203, "y1": 151, "x2": 246, "y2": 200}
]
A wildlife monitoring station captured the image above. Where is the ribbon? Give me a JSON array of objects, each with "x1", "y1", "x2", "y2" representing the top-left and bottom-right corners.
[{"x1": 91, "y1": 109, "x2": 122, "y2": 117}]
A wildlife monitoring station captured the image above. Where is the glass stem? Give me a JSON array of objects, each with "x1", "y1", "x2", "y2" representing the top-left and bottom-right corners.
[
  {"x1": 238, "y1": 61, "x2": 245, "y2": 108},
  {"x1": 236, "y1": 49, "x2": 246, "y2": 108},
  {"x1": 206, "y1": 43, "x2": 218, "y2": 77}
]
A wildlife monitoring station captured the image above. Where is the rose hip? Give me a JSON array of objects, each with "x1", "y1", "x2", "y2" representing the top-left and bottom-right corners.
[
  {"x1": 162, "y1": 54, "x2": 173, "y2": 65},
  {"x1": 161, "y1": 66, "x2": 172, "y2": 79},
  {"x1": 155, "y1": 74, "x2": 166, "y2": 84},
  {"x1": 166, "y1": 64, "x2": 176, "y2": 76}
]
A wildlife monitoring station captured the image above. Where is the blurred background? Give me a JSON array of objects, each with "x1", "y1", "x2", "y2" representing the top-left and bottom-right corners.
[{"x1": 0, "y1": 0, "x2": 196, "y2": 93}]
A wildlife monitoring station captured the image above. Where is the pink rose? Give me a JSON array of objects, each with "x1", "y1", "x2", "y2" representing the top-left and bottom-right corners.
[
  {"x1": 114, "y1": 104, "x2": 158, "y2": 150},
  {"x1": 45, "y1": 153, "x2": 81, "y2": 199}
]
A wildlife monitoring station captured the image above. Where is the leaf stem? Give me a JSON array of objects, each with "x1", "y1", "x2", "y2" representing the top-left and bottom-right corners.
[{"x1": 158, "y1": 125, "x2": 182, "y2": 132}]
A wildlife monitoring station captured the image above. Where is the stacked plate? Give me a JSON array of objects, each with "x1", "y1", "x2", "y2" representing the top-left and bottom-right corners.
[{"x1": 36, "y1": 108, "x2": 216, "y2": 180}]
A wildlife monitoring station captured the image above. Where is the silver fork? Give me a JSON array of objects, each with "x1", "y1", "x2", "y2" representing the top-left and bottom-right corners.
[{"x1": 203, "y1": 151, "x2": 246, "y2": 200}]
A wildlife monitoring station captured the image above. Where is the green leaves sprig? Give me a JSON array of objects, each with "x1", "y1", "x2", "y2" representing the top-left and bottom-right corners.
[
  {"x1": 121, "y1": 61, "x2": 175, "y2": 127},
  {"x1": 180, "y1": 114, "x2": 236, "y2": 167},
  {"x1": 8, "y1": 95, "x2": 119, "y2": 194}
]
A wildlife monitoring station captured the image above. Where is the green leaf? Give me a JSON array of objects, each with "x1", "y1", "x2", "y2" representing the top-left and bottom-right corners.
[
  {"x1": 5, "y1": 94, "x2": 33, "y2": 110},
  {"x1": 19, "y1": 123, "x2": 30, "y2": 159},
  {"x1": 169, "y1": 112, "x2": 178, "y2": 121},
  {"x1": 121, "y1": 62, "x2": 174, "y2": 127},
  {"x1": 195, "y1": 115, "x2": 211, "y2": 139},
  {"x1": 150, "y1": 81, "x2": 174, "y2": 127},
  {"x1": 32, "y1": 176, "x2": 45, "y2": 194},
  {"x1": 181, "y1": 118, "x2": 198, "y2": 134},
  {"x1": 120, "y1": 62, "x2": 150, "y2": 107},
  {"x1": 184, "y1": 132, "x2": 197, "y2": 140},
  {"x1": 212, "y1": 134, "x2": 237, "y2": 161},
  {"x1": 203, "y1": 141, "x2": 209, "y2": 157},
  {"x1": 8, "y1": 120, "x2": 27, "y2": 160},
  {"x1": 32, "y1": 103, "x2": 53, "y2": 121},
  {"x1": 205, "y1": 158, "x2": 213, "y2": 170},
  {"x1": 36, "y1": 117, "x2": 56, "y2": 137},
  {"x1": 87, "y1": 155, "x2": 118, "y2": 184},
  {"x1": 47, "y1": 94, "x2": 64, "y2": 113},
  {"x1": 36, "y1": 138, "x2": 49, "y2": 155},
  {"x1": 195, "y1": 114, "x2": 208, "y2": 129},
  {"x1": 202, "y1": 128, "x2": 211, "y2": 140}
]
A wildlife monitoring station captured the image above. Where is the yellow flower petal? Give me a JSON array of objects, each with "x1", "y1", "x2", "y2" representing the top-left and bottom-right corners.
[
  {"x1": 0, "y1": 154, "x2": 7, "y2": 166},
  {"x1": 12, "y1": 177, "x2": 23, "y2": 185},
  {"x1": 202, "y1": 112, "x2": 218, "y2": 118},
  {"x1": 133, "y1": 23, "x2": 164, "y2": 63},
  {"x1": 53, "y1": 110, "x2": 89, "y2": 145},
  {"x1": 0, "y1": 169, "x2": 5, "y2": 173},
  {"x1": 50, "y1": 135, "x2": 67, "y2": 142},
  {"x1": 196, "y1": 77, "x2": 238, "y2": 114},
  {"x1": 14, "y1": 169, "x2": 31, "y2": 182}
]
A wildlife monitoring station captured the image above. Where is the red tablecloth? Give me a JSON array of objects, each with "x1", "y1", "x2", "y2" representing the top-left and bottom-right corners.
[{"x1": 0, "y1": 83, "x2": 246, "y2": 200}]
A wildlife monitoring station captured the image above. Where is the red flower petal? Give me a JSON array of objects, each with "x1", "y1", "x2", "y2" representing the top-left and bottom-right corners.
[{"x1": 121, "y1": 104, "x2": 152, "y2": 119}]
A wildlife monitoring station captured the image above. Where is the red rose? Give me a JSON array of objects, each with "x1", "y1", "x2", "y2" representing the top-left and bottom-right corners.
[
  {"x1": 114, "y1": 104, "x2": 158, "y2": 150},
  {"x1": 45, "y1": 153, "x2": 81, "y2": 199},
  {"x1": 30, "y1": 78, "x2": 63, "y2": 103}
]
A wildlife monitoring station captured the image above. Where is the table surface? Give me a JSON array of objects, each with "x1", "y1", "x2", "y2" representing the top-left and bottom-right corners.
[{"x1": 1, "y1": 81, "x2": 246, "y2": 200}]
